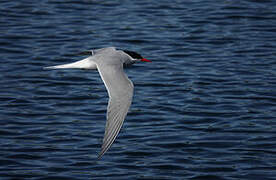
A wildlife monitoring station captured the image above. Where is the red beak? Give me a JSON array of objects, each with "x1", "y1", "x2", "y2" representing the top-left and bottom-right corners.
[{"x1": 141, "y1": 58, "x2": 152, "y2": 62}]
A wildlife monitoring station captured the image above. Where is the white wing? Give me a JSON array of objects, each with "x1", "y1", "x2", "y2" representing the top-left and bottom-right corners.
[{"x1": 96, "y1": 60, "x2": 134, "y2": 158}]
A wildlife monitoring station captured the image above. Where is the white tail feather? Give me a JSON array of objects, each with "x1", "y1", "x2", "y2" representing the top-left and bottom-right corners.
[{"x1": 44, "y1": 57, "x2": 97, "y2": 70}]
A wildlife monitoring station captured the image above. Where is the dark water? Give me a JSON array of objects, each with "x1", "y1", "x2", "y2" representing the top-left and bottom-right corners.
[{"x1": 1, "y1": 0, "x2": 276, "y2": 179}]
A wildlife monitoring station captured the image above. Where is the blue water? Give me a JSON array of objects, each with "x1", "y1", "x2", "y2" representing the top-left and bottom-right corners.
[{"x1": 1, "y1": 0, "x2": 276, "y2": 179}]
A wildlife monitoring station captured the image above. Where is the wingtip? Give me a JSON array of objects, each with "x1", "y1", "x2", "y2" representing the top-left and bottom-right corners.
[
  {"x1": 97, "y1": 150, "x2": 106, "y2": 160},
  {"x1": 97, "y1": 154, "x2": 103, "y2": 160}
]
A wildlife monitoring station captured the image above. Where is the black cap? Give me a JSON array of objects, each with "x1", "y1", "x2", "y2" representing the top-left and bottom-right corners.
[{"x1": 122, "y1": 50, "x2": 143, "y2": 59}]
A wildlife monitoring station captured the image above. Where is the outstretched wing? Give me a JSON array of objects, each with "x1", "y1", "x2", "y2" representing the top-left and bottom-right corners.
[{"x1": 96, "y1": 61, "x2": 133, "y2": 158}]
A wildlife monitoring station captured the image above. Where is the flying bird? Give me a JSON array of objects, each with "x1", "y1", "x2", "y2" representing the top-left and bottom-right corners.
[{"x1": 45, "y1": 47, "x2": 151, "y2": 158}]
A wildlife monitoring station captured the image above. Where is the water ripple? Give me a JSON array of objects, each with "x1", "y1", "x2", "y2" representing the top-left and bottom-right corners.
[{"x1": 1, "y1": 0, "x2": 276, "y2": 179}]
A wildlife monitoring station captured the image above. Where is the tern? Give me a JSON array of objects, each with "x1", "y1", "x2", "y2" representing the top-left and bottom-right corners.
[{"x1": 45, "y1": 47, "x2": 151, "y2": 158}]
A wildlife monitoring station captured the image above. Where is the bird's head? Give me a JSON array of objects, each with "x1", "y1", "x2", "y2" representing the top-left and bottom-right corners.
[{"x1": 122, "y1": 50, "x2": 151, "y2": 64}]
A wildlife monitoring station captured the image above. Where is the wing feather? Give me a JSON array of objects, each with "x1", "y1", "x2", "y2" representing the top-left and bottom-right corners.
[{"x1": 96, "y1": 62, "x2": 133, "y2": 158}]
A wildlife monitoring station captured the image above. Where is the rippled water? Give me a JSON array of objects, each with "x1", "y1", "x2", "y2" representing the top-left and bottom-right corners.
[{"x1": 1, "y1": 0, "x2": 276, "y2": 179}]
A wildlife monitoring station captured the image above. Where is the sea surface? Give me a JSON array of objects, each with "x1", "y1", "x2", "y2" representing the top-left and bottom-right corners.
[{"x1": 1, "y1": 0, "x2": 276, "y2": 179}]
